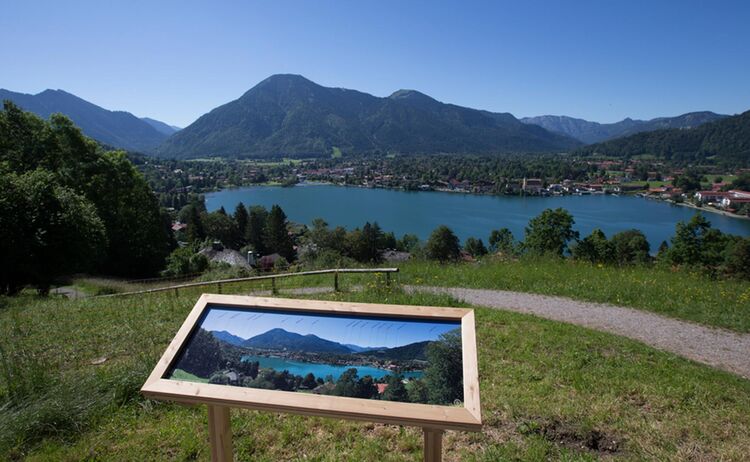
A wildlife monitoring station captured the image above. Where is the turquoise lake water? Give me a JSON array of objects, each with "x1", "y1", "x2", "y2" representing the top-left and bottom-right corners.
[
  {"x1": 241, "y1": 355, "x2": 423, "y2": 381},
  {"x1": 205, "y1": 184, "x2": 750, "y2": 248}
]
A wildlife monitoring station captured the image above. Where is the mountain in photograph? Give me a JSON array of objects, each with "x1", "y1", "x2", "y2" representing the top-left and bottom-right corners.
[
  {"x1": 521, "y1": 111, "x2": 727, "y2": 144},
  {"x1": 355, "y1": 340, "x2": 432, "y2": 361},
  {"x1": 0, "y1": 88, "x2": 169, "y2": 152},
  {"x1": 577, "y1": 109, "x2": 750, "y2": 164},
  {"x1": 156, "y1": 74, "x2": 581, "y2": 159},
  {"x1": 210, "y1": 330, "x2": 246, "y2": 346},
  {"x1": 241, "y1": 327, "x2": 353, "y2": 354},
  {"x1": 141, "y1": 117, "x2": 181, "y2": 136}
]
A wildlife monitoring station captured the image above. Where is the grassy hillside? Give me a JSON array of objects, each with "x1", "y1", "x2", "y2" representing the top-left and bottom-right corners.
[
  {"x1": 400, "y1": 258, "x2": 750, "y2": 332},
  {"x1": 2, "y1": 273, "x2": 750, "y2": 460}
]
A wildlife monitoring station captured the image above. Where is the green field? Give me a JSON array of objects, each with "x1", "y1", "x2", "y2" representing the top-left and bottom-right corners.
[{"x1": 2, "y1": 268, "x2": 750, "y2": 460}]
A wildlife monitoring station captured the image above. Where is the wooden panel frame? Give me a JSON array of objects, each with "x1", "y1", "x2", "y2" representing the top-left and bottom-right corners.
[{"x1": 141, "y1": 294, "x2": 482, "y2": 432}]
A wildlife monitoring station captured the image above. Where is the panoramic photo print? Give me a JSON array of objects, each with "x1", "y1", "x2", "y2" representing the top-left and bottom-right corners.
[{"x1": 167, "y1": 305, "x2": 464, "y2": 405}]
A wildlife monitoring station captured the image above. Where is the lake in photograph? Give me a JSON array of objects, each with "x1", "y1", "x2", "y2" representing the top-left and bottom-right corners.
[
  {"x1": 239, "y1": 354, "x2": 423, "y2": 381},
  {"x1": 205, "y1": 184, "x2": 750, "y2": 248}
]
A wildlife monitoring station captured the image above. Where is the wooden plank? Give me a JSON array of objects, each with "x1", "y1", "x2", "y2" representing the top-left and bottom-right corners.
[
  {"x1": 98, "y1": 267, "x2": 399, "y2": 298},
  {"x1": 423, "y1": 428, "x2": 443, "y2": 462},
  {"x1": 461, "y1": 310, "x2": 482, "y2": 422},
  {"x1": 207, "y1": 405, "x2": 232, "y2": 462}
]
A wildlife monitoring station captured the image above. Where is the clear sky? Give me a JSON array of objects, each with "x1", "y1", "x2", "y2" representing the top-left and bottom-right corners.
[
  {"x1": 200, "y1": 306, "x2": 460, "y2": 349},
  {"x1": 2, "y1": 1, "x2": 749, "y2": 127}
]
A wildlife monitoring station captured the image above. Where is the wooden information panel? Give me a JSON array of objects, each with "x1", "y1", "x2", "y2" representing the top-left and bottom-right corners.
[{"x1": 142, "y1": 294, "x2": 481, "y2": 461}]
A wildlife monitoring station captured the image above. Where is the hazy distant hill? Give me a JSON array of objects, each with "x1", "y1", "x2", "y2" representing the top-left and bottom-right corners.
[
  {"x1": 521, "y1": 112, "x2": 727, "y2": 144},
  {"x1": 141, "y1": 117, "x2": 181, "y2": 136},
  {"x1": 210, "y1": 330, "x2": 246, "y2": 346},
  {"x1": 156, "y1": 74, "x2": 581, "y2": 159},
  {"x1": 0, "y1": 88, "x2": 169, "y2": 152},
  {"x1": 577, "y1": 110, "x2": 750, "y2": 164}
]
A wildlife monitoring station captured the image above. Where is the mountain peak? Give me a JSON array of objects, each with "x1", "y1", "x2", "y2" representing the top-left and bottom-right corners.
[{"x1": 388, "y1": 89, "x2": 435, "y2": 103}]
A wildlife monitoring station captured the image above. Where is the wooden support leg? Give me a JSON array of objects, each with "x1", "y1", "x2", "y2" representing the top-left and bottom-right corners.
[
  {"x1": 207, "y1": 405, "x2": 232, "y2": 462},
  {"x1": 423, "y1": 428, "x2": 443, "y2": 462}
]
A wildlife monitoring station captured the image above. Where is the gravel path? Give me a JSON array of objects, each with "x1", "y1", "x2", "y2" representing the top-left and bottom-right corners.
[{"x1": 405, "y1": 285, "x2": 750, "y2": 380}]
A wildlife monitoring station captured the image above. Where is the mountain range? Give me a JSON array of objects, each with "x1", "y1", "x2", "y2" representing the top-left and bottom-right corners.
[
  {"x1": 2, "y1": 76, "x2": 740, "y2": 160},
  {"x1": 156, "y1": 74, "x2": 582, "y2": 158},
  {"x1": 521, "y1": 112, "x2": 728, "y2": 144},
  {"x1": 0, "y1": 88, "x2": 174, "y2": 152},
  {"x1": 210, "y1": 327, "x2": 430, "y2": 359}
]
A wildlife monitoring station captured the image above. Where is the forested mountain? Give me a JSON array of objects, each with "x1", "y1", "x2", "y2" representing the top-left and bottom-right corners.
[
  {"x1": 156, "y1": 74, "x2": 581, "y2": 159},
  {"x1": 141, "y1": 117, "x2": 181, "y2": 136},
  {"x1": 577, "y1": 110, "x2": 750, "y2": 165},
  {"x1": 0, "y1": 88, "x2": 169, "y2": 152},
  {"x1": 521, "y1": 112, "x2": 727, "y2": 144},
  {"x1": 210, "y1": 330, "x2": 246, "y2": 346},
  {"x1": 356, "y1": 341, "x2": 431, "y2": 361}
]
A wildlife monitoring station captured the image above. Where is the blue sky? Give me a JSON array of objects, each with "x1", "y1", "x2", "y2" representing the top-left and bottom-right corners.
[
  {"x1": 2, "y1": 1, "x2": 749, "y2": 127},
  {"x1": 200, "y1": 306, "x2": 460, "y2": 349}
]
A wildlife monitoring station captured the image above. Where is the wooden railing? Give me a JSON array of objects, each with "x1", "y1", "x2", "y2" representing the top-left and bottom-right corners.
[{"x1": 95, "y1": 268, "x2": 399, "y2": 298}]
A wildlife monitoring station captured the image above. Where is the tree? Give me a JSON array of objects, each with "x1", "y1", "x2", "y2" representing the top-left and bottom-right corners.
[
  {"x1": 0, "y1": 170, "x2": 107, "y2": 295},
  {"x1": 724, "y1": 237, "x2": 750, "y2": 279},
  {"x1": 246, "y1": 205, "x2": 269, "y2": 254},
  {"x1": 348, "y1": 222, "x2": 383, "y2": 263},
  {"x1": 463, "y1": 237, "x2": 488, "y2": 257},
  {"x1": 301, "y1": 373, "x2": 318, "y2": 389},
  {"x1": 610, "y1": 229, "x2": 651, "y2": 264},
  {"x1": 233, "y1": 202, "x2": 249, "y2": 247},
  {"x1": 424, "y1": 329, "x2": 463, "y2": 404},
  {"x1": 186, "y1": 203, "x2": 206, "y2": 243},
  {"x1": 161, "y1": 246, "x2": 209, "y2": 277},
  {"x1": 668, "y1": 214, "x2": 727, "y2": 269},
  {"x1": 523, "y1": 208, "x2": 579, "y2": 257},
  {"x1": 571, "y1": 229, "x2": 612, "y2": 264},
  {"x1": 382, "y1": 374, "x2": 409, "y2": 402},
  {"x1": 425, "y1": 225, "x2": 461, "y2": 262},
  {"x1": 203, "y1": 211, "x2": 238, "y2": 247},
  {"x1": 488, "y1": 228, "x2": 517, "y2": 255},
  {"x1": 174, "y1": 329, "x2": 224, "y2": 378},
  {"x1": 264, "y1": 205, "x2": 295, "y2": 260}
]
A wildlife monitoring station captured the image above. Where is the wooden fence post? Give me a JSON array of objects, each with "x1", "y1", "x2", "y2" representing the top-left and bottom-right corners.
[
  {"x1": 386, "y1": 271, "x2": 391, "y2": 287},
  {"x1": 271, "y1": 277, "x2": 278, "y2": 295},
  {"x1": 174, "y1": 287, "x2": 179, "y2": 297},
  {"x1": 423, "y1": 428, "x2": 443, "y2": 462},
  {"x1": 334, "y1": 271, "x2": 339, "y2": 292},
  {"x1": 207, "y1": 405, "x2": 232, "y2": 462},
  {"x1": 217, "y1": 282, "x2": 222, "y2": 294}
]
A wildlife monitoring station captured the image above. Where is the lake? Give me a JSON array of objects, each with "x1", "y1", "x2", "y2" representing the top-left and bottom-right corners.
[
  {"x1": 205, "y1": 184, "x2": 750, "y2": 248},
  {"x1": 241, "y1": 354, "x2": 423, "y2": 381}
]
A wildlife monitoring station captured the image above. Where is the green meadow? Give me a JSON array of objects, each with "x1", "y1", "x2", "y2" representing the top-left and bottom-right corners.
[{"x1": 2, "y1": 264, "x2": 750, "y2": 461}]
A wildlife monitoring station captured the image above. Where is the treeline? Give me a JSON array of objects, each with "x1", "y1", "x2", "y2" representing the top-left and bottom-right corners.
[
  {"x1": 0, "y1": 102, "x2": 175, "y2": 294},
  {"x1": 438, "y1": 208, "x2": 750, "y2": 280},
  {"x1": 176, "y1": 329, "x2": 463, "y2": 405}
]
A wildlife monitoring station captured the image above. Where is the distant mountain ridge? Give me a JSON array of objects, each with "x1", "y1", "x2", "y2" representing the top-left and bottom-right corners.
[
  {"x1": 521, "y1": 112, "x2": 727, "y2": 144},
  {"x1": 210, "y1": 327, "x2": 432, "y2": 360},
  {"x1": 156, "y1": 74, "x2": 581, "y2": 159},
  {"x1": 0, "y1": 88, "x2": 171, "y2": 152},
  {"x1": 576, "y1": 110, "x2": 750, "y2": 164},
  {"x1": 141, "y1": 117, "x2": 181, "y2": 136}
]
